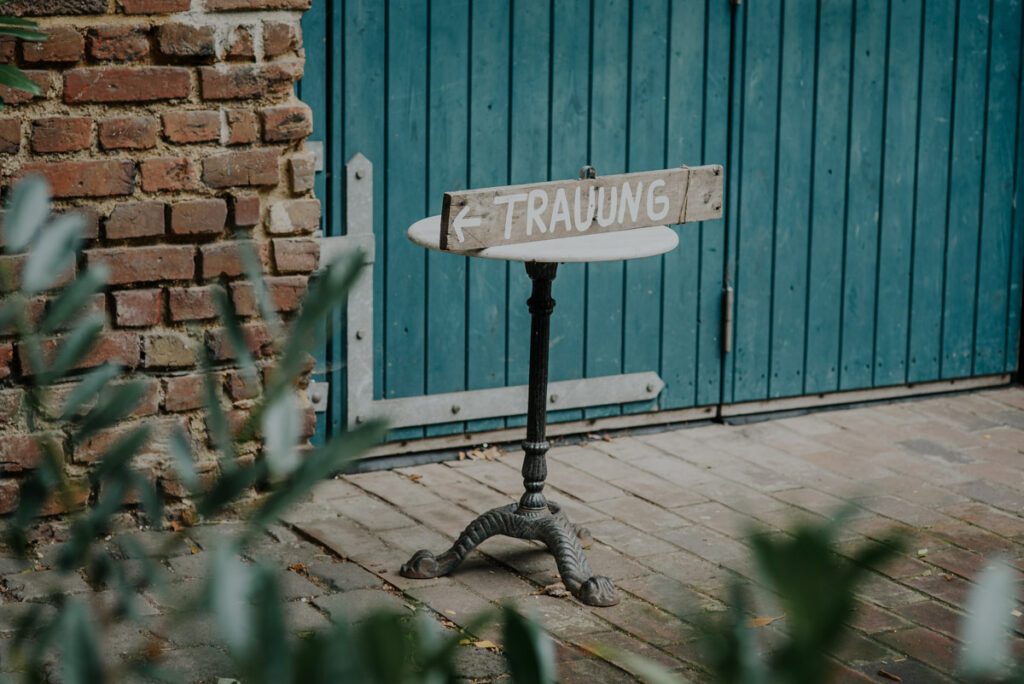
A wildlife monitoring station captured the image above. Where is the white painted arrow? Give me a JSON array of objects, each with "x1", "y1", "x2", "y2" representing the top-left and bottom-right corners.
[{"x1": 452, "y1": 205, "x2": 482, "y2": 243}]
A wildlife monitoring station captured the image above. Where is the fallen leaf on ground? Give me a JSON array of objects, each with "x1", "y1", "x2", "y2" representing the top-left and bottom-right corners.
[
  {"x1": 916, "y1": 548, "x2": 928, "y2": 557},
  {"x1": 288, "y1": 563, "x2": 304, "y2": 572},
  {"x1": 540, "y1": 582, "x2": 570, "y2": 598},
  {"x1": 407, "y1": 473, "x2": 422, "y2": 481},
  {"x1": 474, "y1": 640, "x2": 498, "y2": 649},
  {"x1": 877, "y1": 669, "x2": 902, "y2": 681},
  {"x1": 748, "y1": 614, "x2": 785, "y2": 628}
]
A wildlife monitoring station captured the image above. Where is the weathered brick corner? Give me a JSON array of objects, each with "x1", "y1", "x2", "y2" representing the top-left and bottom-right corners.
[{"x1": 0, "y1": 0, "x2": 318, "y2": 516}]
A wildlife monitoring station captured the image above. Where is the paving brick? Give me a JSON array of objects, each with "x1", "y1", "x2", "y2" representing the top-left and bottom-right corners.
[
  {"x1": 878, "y1": 626, "x2": 959, "y2": 672},
  {"x1": 313, "y1": 588, "x2": 409, "y2": 624},
  {"x1": 331, "y1": 494, "x2": 417, "y2": 531},
  {"x1": 896, "y1": 600, "x2": 966, "y2": 641},
  {"x1": 598, "y1": 497, "x2": 689, "y2": 531},
  {"x1": 578, "y1": 630, "x2": 686, "y2": 675},
  {"x1": 586, "y1": 519, "x2": 678, "y2": 558},
  {"x1": 941, "y1": 502, "x2": 1024, "y2": 537},
  {"x1": 345, "y1": 470, "x2": 444, "y2": 507}
]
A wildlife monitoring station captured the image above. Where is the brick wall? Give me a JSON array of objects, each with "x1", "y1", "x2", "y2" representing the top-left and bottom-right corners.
[{"x1": 0, "y1": 0, "x2": 319, "y2": 515}]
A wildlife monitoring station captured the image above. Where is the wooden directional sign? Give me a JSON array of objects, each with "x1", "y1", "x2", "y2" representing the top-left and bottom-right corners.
[{"x1": 439, "y1": 165, "x2": 723, "y2": 251}]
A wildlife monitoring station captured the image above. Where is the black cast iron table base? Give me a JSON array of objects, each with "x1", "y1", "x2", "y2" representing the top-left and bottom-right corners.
[{"x1": 399, "y1": 262, "x2": 620, "y2": 607}]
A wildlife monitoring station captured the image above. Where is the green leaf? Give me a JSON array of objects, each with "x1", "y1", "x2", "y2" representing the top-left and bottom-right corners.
[
  {"x1": 0, "y1": 63, "x2": 41, "y2": 96},
  {"x1": 22, "y1": 212, "x2": 84, "y2": 294},
  {"x1": 502, "y1": 606, "x2": 557, "y2": 684},
  {"x1": 168, "y1": 426, "x2": 199, "y2": 494},
  {"x1": 41, "y1": 264, "x2": 109, "y2": 335},
  {"x1": 61, "y1": 600, "x2": 103, "y2": 684},
  {"x1": 213, "y1": 284, "x2": 255, "y2": 372},
  {"x1": 0, "y1": 25, "x2": 46, "y2": 39},
  {"x1": 132, "y1": 472, "x2": 163, "y2": 527},
  {"x1": 76, "y1": 379, "x2": 148, "y2": 441},
  {"x1": 0, "y1": 16, "x2": 43, "y2": 27},
  {"x1": 208, "y1": 544, "x2": 253, "y2": 655},
  {"x1": 961, "y1": 558, "x2": 1016, "y2": 678},
  {"x1": 93, "y1": 424, "x2": 151, "y2": 483},
  {"x1": 60, "y1": 363, "x2": 123, "y2": 420},
  {"x1": 237, "y1": 232, "x2": 282, "y2": 334},
  {"x1": 3, "y1": 176, "x2": 49, "y2": 254},
  {"x1": 40, "y1": 312, "x2": 104, "y2": 383},
  {"x1": 249, "y1": 420, "x2": 386, "y2": 532},
  {"x1": 246, "y1": 566, "x2": 291, "y2": 682},
  {"x1": 262, "y1": 391, "x2": 301, "y2": 479}
]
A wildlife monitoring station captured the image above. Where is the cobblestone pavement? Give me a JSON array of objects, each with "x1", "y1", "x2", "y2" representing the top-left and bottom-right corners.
[{"x1": 3, "y1": 387, "x2": 1024, "y2": 682}]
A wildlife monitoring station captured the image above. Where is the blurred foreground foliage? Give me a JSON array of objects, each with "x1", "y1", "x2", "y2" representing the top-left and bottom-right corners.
[{"x1": 0, "y1": 179, "x2": 555, "y2": 683}]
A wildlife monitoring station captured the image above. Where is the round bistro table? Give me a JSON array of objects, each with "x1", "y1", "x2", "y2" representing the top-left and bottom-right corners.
[{"x1": 400, "y1": 216, "x2": 679, "y2": 606}]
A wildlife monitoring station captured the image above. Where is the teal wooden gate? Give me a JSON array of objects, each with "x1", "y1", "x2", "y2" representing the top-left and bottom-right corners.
[{"x1": 301, "y1": 0, "x2": 1023, "y2": 444}]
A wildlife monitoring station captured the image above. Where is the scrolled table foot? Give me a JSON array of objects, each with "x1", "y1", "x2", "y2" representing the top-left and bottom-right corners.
[
  {"x1": 400, "y1": 549, "x2": 445, "y2": 579},
  {"x1": 576, "y1": 575, "x2": 620, "y2": 606}
]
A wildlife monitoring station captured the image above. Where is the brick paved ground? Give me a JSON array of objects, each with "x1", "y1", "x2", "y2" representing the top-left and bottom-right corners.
[{"x1": 2, "y1": 386, "x2": 1023, "y2": 682}]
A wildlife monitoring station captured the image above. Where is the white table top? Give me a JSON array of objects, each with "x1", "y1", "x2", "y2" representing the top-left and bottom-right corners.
[{"x1": 407, "y1": 215, "x2": 679, "y2": 263}]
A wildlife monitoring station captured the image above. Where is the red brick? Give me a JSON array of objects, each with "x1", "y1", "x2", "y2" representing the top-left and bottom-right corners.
[
  {"x1": 163, "y1": 110, "x2": 221, "y2": 143},
  {"x1": 113, "y1": 288, "x2": 162, "y2": 328},
  {"x1": 21, "y1": 26, "x2": 84, "y2": 63},
  {"x1": 58, "y1": 205, "x2": 100, "y2": 240},
  {"x1": 144, "y1": 332, "x2": 197, "y2": 368},
  {"x1": 206, "y1": 0, "x2": 310, "y2": 9},
  {"x1": 16, "y1": 160, "x2": 135, "y2": 199},
  {"x1": 261, "y1": 104, "x2": 312, "y2": 143},
  {"x1": 88, "y1": 25, "x2": 150, "y2": 61},
  {"x1": 232, "y1": 194, "x2": 260, "y2": 227},
  {"x1": 227, "y1": 25, "x2": 254, "y2": 58},
  {"x1": 98, "y1": 116, "x2": 159, "y2": 150},
  {"x1": 200, "y1": 240, "x2": 267, "y2": 278},
  {"x1": 106, "y1": 200, "x2": 166, "y2": 240},
  {"x1": 30, "y1": 117, "x2": 92, "y2": 153},
  {"x1": 225, "y1": 369, "x2": 259, "y2": 400},
  {"x1": 0, "y1": 479, "x2": 17, "y2": 515},
  {"x1": 169, "y1": 198, "x2": 228, "y2": 236},
  {"x1": 225, "y1": 108, "x2": 258, "y2": 144},
  {"x1": 0, "y1": 118, "x2": 20, "y2": 154},
  {"x1": 0, "y1": 433, "x2": 56, "y2": 472},
  {"x1": 231, "y1": 275, "x2": 306, "y2": 316},
  {"x1": 203, "y1": 148, "x2": 281, "y2": 188},
  {"x1": 120, "y1": 0, "x2": 190, "y2": 12},
  {"x1": 0, "y1": 36, "x2": 15, "y2": 63},
  {"x1": 157, "y1": 23, "x2": 216, "y2": 58},
  {"x1": 168, "y1": 285, "x2": 218, "y2": 321},
  {"x1": 86, "y1": 245, "x2": 195, "y2": 285},
  {"x1": 76, "y1": 425, "x2": 152, "y2": 464},
  {"x1": 878, "y1": 627, "x2": 958, "y2": 672},
  {"x1": 263, "y1": 21, "x2": 299, "y2": 57},
  {"x1": 6, "y1": 0, "x2": 107, "y2": 14},
  {"x1": 23, "y1": 331, "x2": 141, "y2": 373},
  {"x1": 0, "y1": 342, "x2": 13, "y2": 381},
  {"x1": 0, "y1": 70, "x2": 50, "y2": 105},
  {"x1": 273, "y1": 238, "x2": 319, "y2": 274},
  {"x1": 164, "y1": 374, "x2": 205, "y2": 412},
  {"x1": 0, "y1": 255, "x2": 75, "y2": 293},
  {"x1": 269, "y1": 198, "x2": 319, "y2": 234},
  {"x1": 0, "y1": 388, "x2": 24, "y2": 426},
  {"x1": 205, "y1": 323, "x2": 273, "y2": 361},
  {"x1": 64, "y1": 67, "x2": 190, "y2": 104},
  {"x1": 289, "y1": 153, "x2": 315, "y2": 193},
  {"x1": 140, "y1": 157, "x2": 201, "y2": 193},
  {"x1": 199, "y1": 61, "x2": 303, "y2": 100}
]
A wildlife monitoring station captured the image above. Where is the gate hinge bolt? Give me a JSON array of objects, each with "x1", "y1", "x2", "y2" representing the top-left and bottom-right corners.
[
  {"x1": 549, "y1": 393, "x2": 559, "y2": 403},
  {"x1": 355, "y1": 329, "x2": 365, "y2": 340},
  {"x1": 451, "y1": 405, "x2": 461, "y2": 415}
]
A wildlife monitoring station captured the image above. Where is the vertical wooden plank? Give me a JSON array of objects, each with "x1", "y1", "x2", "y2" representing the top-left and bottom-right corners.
[
  {"x1": 584, "y1": 0, "x2": 629, "y2": 420},
  {"x1": 384, "y1": 0, "x2": 428, "y2": 440},
  {"x1": 547, "y1": 0, "x2": 590, "y2": 425},
  {"x1": 697, "y1": 0, "x2": 731, "y2": 407},
  {"x1": 1007, "y1": 6, "x2": 1024, "y2": 374},
  {"x1": 424, "y1": 0, "x2": 470, "y2": 437},
  {"x1": 343, "y1": 0, "x2": 387, "y2": 410},
  {"x1": 660, "y1": 0, "x2": 706, "y2": 410},
  {"x1": 839, "y1": 0, "x2": 887, "y2": 390},
  {"x1": 874, "y1": 0, "x2": 921, "y2": 387},
  {"x1": 465, "y1": 0, "x2": 510, "y2": 433},
  {"x1": 974, "y1": 0, "x2": 1021, "y2": 375},
  {"x1": 622, "y1": 0, "x2": 668, "y2": 415},
  {"x1": 769, "y1": 0, "x2": 815, "y2": 399},
  {"x1": 721, "y1": 0, "x2": 743, "y2": 406},
  {"x1": 506, "y1": 0, "x2": 551, "y2": 428},
  {"x1": 804, "y1": 0, "x2": 852, "y2": 395},
  {"x1": 908, "y1": 2, "x2": 955, "y2": 382},
  {"x1": 730, "y1": 0, "x2": 779, "y2": 403},
  {"x1": 942, "y1": 0, "x2": 990, "y2": 379},
  {"x1": 300, "y1": 1, "x2": 329, "y2": 441}
]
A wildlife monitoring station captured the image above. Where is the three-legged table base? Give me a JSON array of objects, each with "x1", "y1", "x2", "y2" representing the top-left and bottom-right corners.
[{"x1": 400, "y1": 501, "x2": 620, "y2": 606}]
